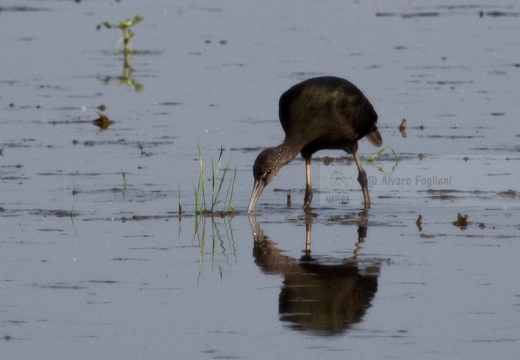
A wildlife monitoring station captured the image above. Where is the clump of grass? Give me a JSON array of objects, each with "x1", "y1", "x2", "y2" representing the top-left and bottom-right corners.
[
  {"x1": 96, "y1": 14, "x2": 144, "y2": 55},
  {"x1": 194, "y1": 145, "x2": 236, "y2": 216}
]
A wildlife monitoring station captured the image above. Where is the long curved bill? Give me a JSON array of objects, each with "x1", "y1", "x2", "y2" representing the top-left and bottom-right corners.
[{"x1": 247, "y1": 179, "x2": 266, "y2": 213}]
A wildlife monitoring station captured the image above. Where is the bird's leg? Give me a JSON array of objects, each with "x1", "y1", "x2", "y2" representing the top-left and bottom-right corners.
[
  {"x1": 303, "y1": 157, "x2": 313, "y2": 208},
  {"x1": 353, "y1": 152, "x2": 370, "y2": 209},
  {"x1": 304, "y1": 215, "x2": 312, "y2": 256}
]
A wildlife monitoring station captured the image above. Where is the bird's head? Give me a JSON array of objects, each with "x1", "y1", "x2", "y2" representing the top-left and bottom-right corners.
[{"x1": 247, "y1": 147, "x2": 286, "y2": 213}]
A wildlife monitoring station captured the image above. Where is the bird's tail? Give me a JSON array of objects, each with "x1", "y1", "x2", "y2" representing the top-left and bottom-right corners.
[{"x1": 366, "y1": 126, "x2": 382, "y2": 147}]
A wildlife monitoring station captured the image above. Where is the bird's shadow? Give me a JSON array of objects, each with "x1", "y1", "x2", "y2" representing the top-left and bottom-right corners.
[{"x1": 249, "y1": 214, "x2": 381, "y2": 336}]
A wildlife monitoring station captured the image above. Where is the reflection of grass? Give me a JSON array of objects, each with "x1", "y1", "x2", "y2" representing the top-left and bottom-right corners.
[
  {"x1": 70, "y1": 197, "x2": 77, "y2": 218},
  {"x1": 366, "y1": 146, "x2": 399, "y2": 174},
  {"x1": 194, "y1": 145, "x2": 236, "y2": 216},
  {"x1": 195, "y1": 216, "x2": 236, "y2": 280},
  {"x1": 99, "y1": 72, "x2": 144, "y2": 92}
]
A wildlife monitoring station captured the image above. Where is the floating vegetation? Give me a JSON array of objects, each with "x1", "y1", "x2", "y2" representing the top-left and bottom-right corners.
[
  {"x1": 93, "y1": 111, "x2": 113, "y2": 130},
  {"x1": 453, "y1": 213, "x2": 469, "y2": 229},
  {"x1": 47, "y1": 111, "x2": 113, "y2": 130}
]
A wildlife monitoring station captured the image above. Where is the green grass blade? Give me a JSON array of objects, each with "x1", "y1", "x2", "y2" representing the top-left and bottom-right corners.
[
  {"x1": 366, "y1": 147, "x2": 387, "y2": 162},
  {"x1": 198, "y1": 144, "x2": 207, "y2": 210},
  {"x1": 211, "y1": 147, "x2": 224, "y2": 209},
  {"x1": 224, "y1": 165, "x2": 237, "y2": 212},
  {"x1": 211, "y1": 161, "x2": 228, "y2": 212}
]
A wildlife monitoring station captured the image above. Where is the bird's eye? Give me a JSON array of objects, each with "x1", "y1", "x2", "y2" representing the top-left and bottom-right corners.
[{"x1": 262, "y1": 170, "x2": 271, "y2": 179}]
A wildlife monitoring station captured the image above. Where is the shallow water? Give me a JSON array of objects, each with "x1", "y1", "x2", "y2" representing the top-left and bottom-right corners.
[{"x1": 1, "y1": 0, "x2": 520, "y2": 359}]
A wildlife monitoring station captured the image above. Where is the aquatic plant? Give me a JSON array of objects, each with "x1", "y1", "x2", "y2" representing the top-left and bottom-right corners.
[
  {"x1": 96, "y1": 14, "x2": 143, "y2": 55},
  {"x1": 366, "y1": 146, "x2": 399, "y2": 174},
  {"x1": 194, "y1": 145, "x2": 236, "y2": 216}
]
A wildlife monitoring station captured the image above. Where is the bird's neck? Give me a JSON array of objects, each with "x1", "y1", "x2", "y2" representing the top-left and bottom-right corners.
[{"x1": 275, "y1": 139, "x2": 302, "y2": 165}]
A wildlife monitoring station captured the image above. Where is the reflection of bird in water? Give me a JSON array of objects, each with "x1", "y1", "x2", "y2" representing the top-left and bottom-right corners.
[
  {"x1": 249, "y1": 215, "x2": 380, "y2": 335},
  {"x1": 248, "y1": 76, "x2": 382, "y2": 213}
]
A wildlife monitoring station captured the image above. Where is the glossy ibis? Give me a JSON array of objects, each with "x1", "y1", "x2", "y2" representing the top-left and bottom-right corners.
[{"x1": 247, "y1": 76, "x2": 382, "y2": 213}]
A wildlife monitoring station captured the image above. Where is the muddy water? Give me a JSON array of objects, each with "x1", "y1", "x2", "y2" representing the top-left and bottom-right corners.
[{"x1": 1, "y1": 0, "x2": 520, "y2": 359}]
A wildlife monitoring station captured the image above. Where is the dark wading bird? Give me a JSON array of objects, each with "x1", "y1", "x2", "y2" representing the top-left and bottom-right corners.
[{"x1": 248, "y1": 76, "x2": 382, "y2": 213}]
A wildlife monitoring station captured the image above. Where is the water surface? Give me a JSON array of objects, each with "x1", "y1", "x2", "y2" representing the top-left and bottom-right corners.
[{"x1": 1, "y1": 0, "x2": 520, "y2": 359}]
